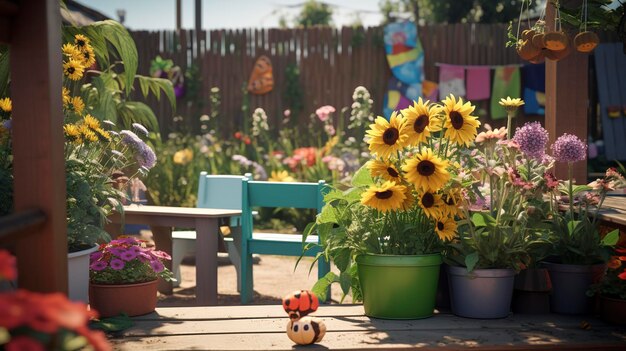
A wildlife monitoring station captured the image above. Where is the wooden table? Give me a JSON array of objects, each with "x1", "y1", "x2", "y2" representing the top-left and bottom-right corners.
[
  {"x1": 596, "y1": 196, "x2": 626, "y2": 228},
  {"x1": 111, "y1": 305, "x2": 626, "y2": 350},
  {"x1": 107, "y1": 205, "x2": 241, "y2": 306}
]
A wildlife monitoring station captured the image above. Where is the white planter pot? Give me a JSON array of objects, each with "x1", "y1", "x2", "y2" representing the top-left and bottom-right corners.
[{"x1": 67, "y1": 245, "x2": 99, "y2": 302}]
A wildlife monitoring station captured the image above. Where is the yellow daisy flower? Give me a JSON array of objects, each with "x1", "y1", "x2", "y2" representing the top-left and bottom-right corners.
[
  {"x1": 62, "y1": 87, "x2": 71, "y2": 106},
  {"x1": 442, "y1": 95, "x2": 481, "y2": 147},
  {"x1": 83, "y1": 114, "x2": 101, "y2": 130},
  {"x1": 434, "y1": 215, "x2": 457, "y2": 241},
  {"x1": 63, "y1": 124, "x2": 82, "y2": 144},
  {"x1": 74, "y1": 34, "x2": 90, "y2": 48},
  {"x1": 78, "y1": 124, "x2": 98, "y2": 142},
  {"x1": 80, "y1": 45, "x2": 96, "y2": 68},
  {"x1": 69, "y1": 96, "x2": 85, "y2": 115},
  {"x1": 402, "y1": 148, "x2": 450, "y2": 192},
  {"x1": 401, "y1": 97, "x2": 443, "y2": 146},
  {"x1": 62, "y1": 43, "x2": 82, "y2": 61},
  {"x1": 173, "y1": 148, "x2": 194, "y2": 165},
  {"x1": 418, "y1": 191, "x2": 444, "y2": 218},
  {"x1": 441, "y1": 188, "x2": 465, "y2": 218},
  {"x1": 0, "y1": 97, "x2": 12, "y2": 113},
  {"x1": 366, "y1": 112, "x2": 409, "y2": 160},
  {"x1": 94, "y1": 128, "x2": 112, "y2": 142},
  {"x1": 399, "y1": 187, "x2": 416, "y2": 211},
  {"x1": 269, "y1": 170, "x2": 296, "y2": 182},
  {"x1": 63, "y1": 59, "x2": 85, "y2": 81},
  {"x1": 360, "y1": 181, "x2": 406, "y2": 213},
  {"x1": 499, "y1": 96, "x2": 525, "y2": 112},
  {"x1": 367, "y1": 159, "x2": 402, "y2": 183}
]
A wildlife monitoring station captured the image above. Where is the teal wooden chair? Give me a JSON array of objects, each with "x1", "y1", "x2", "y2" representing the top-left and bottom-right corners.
[
  {"x1": 172, "y1": 172, "x2": 246, "y2": 288},
  {"x1": 239, "y1": 177, "x2": 330, "y2": 303}
]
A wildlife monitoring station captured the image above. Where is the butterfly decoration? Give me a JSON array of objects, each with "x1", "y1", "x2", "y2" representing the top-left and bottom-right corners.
[{"x1": 247, "y1": 55, "x2": 274, "y2": 95}]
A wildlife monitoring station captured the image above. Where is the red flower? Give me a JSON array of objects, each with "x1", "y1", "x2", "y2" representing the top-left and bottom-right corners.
[
  {"x1": 0, "y1": 249, "x2": 16, "y2": 281},
  {"x1": 234, "y1": 131, "x2": 242, "y2": 139},
  {"x1": 244, "y1": 136, "x2": 251, "y2": 145},
  {"x1": 6, "y1": 335, "x2": 44, "y2": 351}
]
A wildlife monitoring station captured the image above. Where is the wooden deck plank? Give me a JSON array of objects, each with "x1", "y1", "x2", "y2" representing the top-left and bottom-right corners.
[{"x1": 111, "y1": 305, "x2": 626, "y2": 350}]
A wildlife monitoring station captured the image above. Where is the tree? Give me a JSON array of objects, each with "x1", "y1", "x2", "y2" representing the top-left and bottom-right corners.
[
  {"x1": 296, "y1": 0, "x2": 333, "y2": 27},
  {"x1": 379, "y1": 0, "x2": 525, "y2": 24}
]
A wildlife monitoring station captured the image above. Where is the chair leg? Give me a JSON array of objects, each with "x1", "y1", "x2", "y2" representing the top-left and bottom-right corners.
[
  {"x1": 226, "y1": 227, "x2": 242, "y2": 292},
  {"x1": 172, "y1": 237, "x2": 195, "y2": 288},
  {"x1": 240, "y1": 248, "x2": 254, "y2": 304},
  {"x1": 318, "y1": 256, "x2": 331, "y2": 302}
]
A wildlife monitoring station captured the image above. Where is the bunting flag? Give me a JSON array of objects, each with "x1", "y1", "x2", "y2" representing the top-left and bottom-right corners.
[
  {"x1": 383, "y1": 77, "x2": 421, "y2": 118},
  {"x1": 438, "y1": 64, "x2": 465, "y2": 99},
  {"x1": 422, "y1": 80, "x2": 438, "y2": 101},
  {"x1": 522, "y1": 63, "x2": 545, "y2": 115},
  {"x1": 384, "y1": 21, "x2": 424, "y2": 85},
  {"x1": 490, "y1": 66, "x2": 521, "y2": 120},
  {"x1": 465, "y1": 66, "x2": 491, "y2": 100}
]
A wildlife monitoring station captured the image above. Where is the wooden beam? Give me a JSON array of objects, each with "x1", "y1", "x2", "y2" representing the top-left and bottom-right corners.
[
  {"x1": 545, "y1": 0, "x2": 588, "y2": 184},
  {"x1": 176, "y1": 0, "x2": 182, "y2": 32},
  {"x1": 195, "y1": 0, "x2": 201, "y2": 57},
  {"x1": 11, "y1": 0, "x2": 67, "y2": 293}
]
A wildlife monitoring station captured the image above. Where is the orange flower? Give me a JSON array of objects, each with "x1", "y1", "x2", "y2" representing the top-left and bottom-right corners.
[{"x1": 608, "y1": 256, "x2": 622, "y2": 269}]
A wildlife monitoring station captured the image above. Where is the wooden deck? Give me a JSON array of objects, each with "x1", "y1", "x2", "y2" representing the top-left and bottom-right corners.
[{"x1": 110, "y1": 305, "x2": 626, "y2": 350}]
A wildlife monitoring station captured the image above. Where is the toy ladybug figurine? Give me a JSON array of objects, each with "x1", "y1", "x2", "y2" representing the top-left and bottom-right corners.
[
  {"x1": 282, "y1": 290, "x2": 319, "y2": 320},
  {"x1": 282, "y1": 290, "x2": 326, "y2": 345}
]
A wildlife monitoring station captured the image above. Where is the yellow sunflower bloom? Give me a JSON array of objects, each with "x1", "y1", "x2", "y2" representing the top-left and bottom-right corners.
[
  {"x1": 434, "y1": 215, "x2": 457, "y2": 241},
  {"x1": 402, "y1": 148, "x2": 450, "y2": 192},
  {"x1": 83, "y1": 114, "x2": 101, "y2": 130},
  {"x1": 80, "y1": 45, "x2": 96, "y2": 68},
  {"x1": 367, "y1": 159, "x2": 402, "y2": 183},
  {"x1": 361, "y1": 181, "x2": 406, "y2": 213},
  {"x1": 62, "y1": 87, "x2": 70, "y2": 107},
  {"x1": 78, "y1": 124, "x2": 98, "y2": 142},
  {"x1": 0, "y1": 97, "x2": 12, "y2": 113},
  {"x1": 366, "y1": 112, "x2": 409, "y2": 160},
  {"x1": 173, "y1": 148, "x2": 194, "y2": 165},
  {"x1": 441, "y1": 188, "x2": 465, "y2": 218},
  {"x1": 69, "y1": 96, "x2": 85, "y2": 115},
  {"x1": 418, "y1": 191, "x2": 444, "y2": 218},
  {"x1": 62, "y1": 43, "x2": 82, "y2": 61},
  {"x1": 499, "y1": 96, "x2": 525, "y2": 112},
  {"x1": 94, "y1": 128, "x2": 112, "y2": 142},
  {"x1": 63, "y1": 59, "x2": 85, "y2": 81},
  {"x1": 399, "y1": 187, "x2": 416, "y2": 211},
  {"x1": 401, "y1": 97, "x2": 443, "y2": 146},
  {"x1": 269, "y1": 170, "x2": 296, "y2": 182},
  {"x1": 63, "y1": 124, "x2": 82, "y2": 144},
  {"x1": 442, "y1": 95, "x2": 481, "y2": 147},
  {"x1": 74, "y1": 34, "x2": 90, "y2": 48}
]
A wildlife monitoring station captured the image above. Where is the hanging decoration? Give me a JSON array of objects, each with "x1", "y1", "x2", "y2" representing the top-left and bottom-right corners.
[
  {"x1": 149, "y1": 55, "x2": 185, "y2": 98},
  {"x1": 574, "y1": 0, "x2": 600, "y2": 52},
  {"x1": 247, "y1": 55, "x2": 274, "y2": 95}
]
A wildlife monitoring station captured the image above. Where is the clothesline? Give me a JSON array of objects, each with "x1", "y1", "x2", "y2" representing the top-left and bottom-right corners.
[{"x1": 434, "y1": 63, "x2": 526, "y2": 69}]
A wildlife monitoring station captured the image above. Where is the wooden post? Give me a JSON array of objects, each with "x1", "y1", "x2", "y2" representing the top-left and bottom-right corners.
[
  {"x1": 11, "y1": 0, "x2": 67, "y2": 292},
  {"x1": 195, "y1": 0, "x2": 202, "y2": 58},
  {"x1": 544, "y1": 0, "x2": 588, "y2": 183},
  {"x1": 176, "y1": 0, "x2": 182, "y2": 32}
]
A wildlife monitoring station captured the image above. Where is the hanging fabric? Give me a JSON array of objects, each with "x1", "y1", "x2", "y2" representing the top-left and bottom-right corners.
[
  {"x1": 490, "y1": 66, "x2": 521, "y2": 120},
  {"x1": 465, "y1": 66, "x2": 491, "y2": 100},
  {"x1": 438, "y1": 64, "x2": 466, "y2": 99}
]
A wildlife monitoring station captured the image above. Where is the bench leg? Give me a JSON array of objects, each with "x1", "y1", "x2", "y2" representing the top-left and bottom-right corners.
[
  {"x1": 240, "y1": 241, "x2": 253, "y2": 304},
  {"x1": 226, "y1": 227, "x2": 242, "y2": 292}
]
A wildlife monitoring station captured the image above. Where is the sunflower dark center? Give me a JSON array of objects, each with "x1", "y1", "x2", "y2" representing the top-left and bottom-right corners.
[
  {"x1": 437, "y1": 221, "x2": 444, "y2": 230},
  {"x1": 84, "y1": 52, "x2": 90, "y2": 59},
  {"x1": 375, "y1": 190, "x2": 393, "y2": 199},
  {"x1": 67, "y1": 67, "x2": 75, "y2": 74},
  {"x1": 414, "y1": 115, "x2": 429, "y2": 133},
  {"x1": 422, "y1": 193, "x2": 435, "y2": 208},
  {"x1": 450, "y1": 111, "x2": 464, "y2": 130},
  {"x1": 417, "y1": 160, "x2": 435, "y2": 176},
  {"x1": 387, "y1": 167, "x2": 399, "y2": 178},
  {"x1": 77, "y1": 40, "x2": 85, "y2": 47},
  {"x1": 382, "y1": 128, "x2": 399, "y2": 145},
  {"x1": 444, "y1": 195, "x2": 455, "y2": 205}
]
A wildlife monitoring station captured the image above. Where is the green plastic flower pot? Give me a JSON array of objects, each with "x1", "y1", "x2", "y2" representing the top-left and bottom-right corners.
[{"x1": 356, "y1": 253, "x2": 442, "y2": 319}]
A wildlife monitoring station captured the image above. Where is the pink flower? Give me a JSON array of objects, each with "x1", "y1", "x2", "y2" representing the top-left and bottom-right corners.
[
  {"x1": 150, "y1": 250, "x2": 171, "y2": 260},
  {"x1": 315, "y1": 105, "x2": 335, "y2": 122},
  {"x1": 120, "y1": 250, "x2": 138, "y2": 262},
  {"x1": 283, "y1": 109, "x2": 291, "y2": 117},
  {"x1": 324, "y1": 124, "x2": 336, "y2": 136},
  {"x1": 109, "y1": 258, "x2": 125, "y2": 270},
  {"x1": 90, "y1": 261, "x2": 107, "y2": 271},
  {"x1": 544, "y1": 172, "x2": 559, "y2": 189},
  {"x1": 149, "y1": 260, "x2": 164, "y2": 273}
]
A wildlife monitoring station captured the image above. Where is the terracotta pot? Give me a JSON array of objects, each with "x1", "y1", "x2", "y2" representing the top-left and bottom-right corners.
[
  {"x1": 522, "y1": 29, "x2": 536, "y2": 41},
  {"x1": 517, "y1": 40, "x2": 541, "y2": 60},
  {"x1": 532, "y1": 33, "x2": 546, "y2": 49},
  {"x1": 599, "y1": 295, "x2": 626, "y2": 325},
  {"x1": 574, "y1": 31, "x2": 599, "y2": 53},
  {"x1": 89, "y1": 279, "x2": 158, "y2": 318}
]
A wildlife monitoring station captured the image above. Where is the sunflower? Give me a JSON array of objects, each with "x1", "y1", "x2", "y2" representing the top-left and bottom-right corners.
[
  {"x1": 0, "y1": 97, "x2": 11, "y2": 113},
  {"x1": 442, "y1": 95, "x2": 481, "y2": 147},
  {"x1": 78, "y1": 124, "x2": 98, "y2": 142},
  {"x1": 83, "y1": 114, "x2": 101, "y2": 130},
  {"x1": 63, "y1": 124, "x2": 82, "y2": 144},
  {"x1": 268, "y1": 170, "x2": 295, "y2": 182},
  {"x1": 401, "y1": 97, "x2": 443, "y2": 146},
  {"x1": 74, "y1": 34, "x2": 90, "y2": 48},
  {"x1": 69, "y1": 96, "x2": 85, "y2": 115},
  {"x1": 402, "y1": 148, "x2": 450, "y2": 192},
  {"x1": 399, "y1": 187, "x2": 416, "y2": 211},
  {"x1": 62, "y1": 43, "x2": 82, "y2": 61},
  {"x1": 367, "y1": 159, "x2": 402, "y2": 183},
  {"x1": 441, "y1": 188, "x2": 465, "y2": 218},
  {"x1": 361, "y1": 181, "x2": 406, "y2": 213},
  {"x1": 366, "y1": 112, "x2": 409, "y2": 160},
  {"x1": 62, "y1": 87, "x2": 71, "y2": 106},
  {"x1": 418, "y1": 191, "x2": 444, "y2": 218},
  {"x1": 434, "y1": 215, "x2": 457, "y2": 241},
  {"x1": 80, "y1": 45, "x2": 96, "y2": 68},
  {"x1": 63, "y1": 59, "x2": 85, "y2": 81},
  {"x1": 93, "y1": 128, "x2": 112, "y2": 142}
]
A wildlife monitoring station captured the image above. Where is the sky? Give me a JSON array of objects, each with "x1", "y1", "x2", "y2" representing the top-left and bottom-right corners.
[{"x1": 78, "y1": 0, "x2": 384, "y2": 30}]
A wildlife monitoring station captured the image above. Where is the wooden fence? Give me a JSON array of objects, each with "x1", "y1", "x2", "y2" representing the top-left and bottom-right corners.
[{"x1": 131, "y1": 24, "x2": 525, "y2": 138}]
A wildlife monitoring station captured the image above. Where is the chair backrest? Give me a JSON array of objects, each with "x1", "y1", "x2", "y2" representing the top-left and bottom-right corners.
[{"x1": 196, "y1": 172, "x2": 246, "y2": 210}]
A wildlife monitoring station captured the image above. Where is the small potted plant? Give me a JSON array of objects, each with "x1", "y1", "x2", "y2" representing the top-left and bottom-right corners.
[
  {"x1": 89, "y1": 237, "x2": 174, "y2": 318},
  {"x1": 589, "y1": 246, "x2": 626, "y2": 324}
]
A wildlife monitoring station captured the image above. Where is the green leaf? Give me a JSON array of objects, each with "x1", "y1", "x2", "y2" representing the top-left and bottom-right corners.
[
  {"x1": 137, "y1": 75, "x2": 150, "y2": 99},
  {"x1": 471, "y1": 212, "x2": 495, "y2": 227},
  {"x1": 567, "y1": 220, "x2": 581, "y2": 235},
  {"x1": 333, "y1": 248, "x2": 351, "y2": 272},
  {"x1": 572, "y1": 185, "x2": 593, "y2": 195},
  {"x1": 350, "y1": 164, "x2": 373, "y2": 187},
  {"x1": 90, "y1": 313, "x2": 134, "y2": 332},
  {"x1": 92, "y1": 20, "x2": 138, "y2": 95},
  {"x1": 0, "y1": 45, "x2": 9, "y2": 97},
  {"x1": 318, "y1": 204, "x2": 337, "y2": 223},
  {"x1": 339, "y1": 271, "x2": 352, "y2": 296},
  {"x1": 135, "y1": 75, "x2": 176, "y2": 111},
  {"x1": 302, "y1": 222, "x2": 315, "y2": 244},
  {"x1": 311, "y1": 271, "x2": 338, "y2": 301},
  {"x1": 465, "y1": 252, "x2": 479, "y2": 272},
  {"x1": 602, "y1": 229, "x2": 619, "y2": 246}
]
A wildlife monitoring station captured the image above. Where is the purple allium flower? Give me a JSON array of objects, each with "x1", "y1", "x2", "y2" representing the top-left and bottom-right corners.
[
  {"x1": 120, "y1": 130, "x2": 142, "y2": 148},
  {"x1": 120, "y1": 249, "x2": 138, "y2": 262},
  {"x1": 2, "y1": 119, "x2": 11, "y2": 130},
  {"x1": 252, "y1": 161, "x2": 267, "y2": 180},
  {"x1": 136, "y1": 143, "x2": 157, "y2": 169},
  {"x1": 513, "y1": 122, "x2": 549, "y2": 159},
  {"x1": 108, "y1": 130, "x2": 119, "y2": 137},
  {"x1": 110, "y1": 258, "x2": 125, "y2": 270},
  {"x1": 90, "y1": 261, "x2": 107, "y2": 271},
  {"x1": 132, "y1": 123, "x2": 149, "y2": 137},
  {"x1": 551, "y1": 133, "x2": 587, "y2": 163},
  {"x1": 150, "y1": 259, "x2": 164, "y2": 273},
  {"x1": 232, "y1": 154, "x2": 253, "y2": 167}
]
